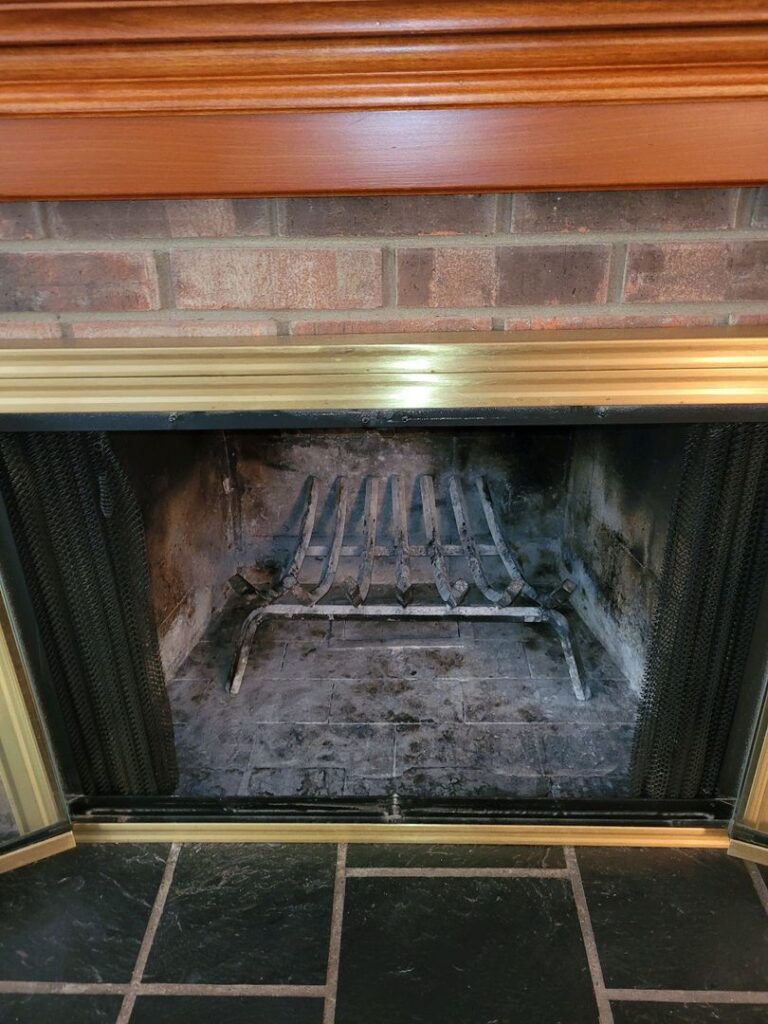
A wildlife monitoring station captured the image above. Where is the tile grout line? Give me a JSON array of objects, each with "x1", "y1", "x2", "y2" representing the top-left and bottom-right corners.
[
  {"x1": 115, "y1": 842, "x2": 181, "y2": 1024},
  {"x1": 564, "y1": 846, "x2": 614, "y2": 1024},
  {"x1": 606, "y1": 989, "x2": 768, "y2": 1004},
  {"x1": 0, "y1": 981, "x2": 327, "y2": 997},
  {"x1": 322, "y1": 843, "x2": 348, "y2": 1024},
  {"x1": 745, "y1": 860, "x2": 768, "y2": 916},
  {"x1": 345, "y1": 867, "x2": 571, "y2": 878}
]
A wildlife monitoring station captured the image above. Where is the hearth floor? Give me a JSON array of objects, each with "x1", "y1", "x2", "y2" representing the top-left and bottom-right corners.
[
  {"x1": 1, "y1": 841, "x2": 768, "y2": 1023},
  {"x1": 168, "y1": 592, "x2": 639, "y2": 800}
]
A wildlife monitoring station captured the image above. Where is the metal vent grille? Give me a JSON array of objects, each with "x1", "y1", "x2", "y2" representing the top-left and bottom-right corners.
[{"x1": 0, "y1": 432, "x2": 177, "y2": 796}]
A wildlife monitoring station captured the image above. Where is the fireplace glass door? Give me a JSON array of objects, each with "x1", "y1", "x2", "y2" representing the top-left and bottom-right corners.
[
  {"x1": 0, "y1": 553, "x2": 71, "y2": 872},
  {"x1": 2, "y1": 421, "x2": 767, "y2": 823}
]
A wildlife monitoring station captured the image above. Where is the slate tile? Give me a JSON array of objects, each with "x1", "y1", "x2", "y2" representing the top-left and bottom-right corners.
[
  {"x1": 346, "y1": 842, "x2": 565, "y2": 868},
  {"x1": 578, "y1": 848, "x2": 768, "y2": 990},
  {"x1": 612, "y1": 1005, "x2": 768, "y2": 1023},
  {"x1": 0, "y1": 995, "x2": 122, "y2": 1023},
  {"x1": 131, "y1": 995, "x2": 323, "y2": 1023},
  {"x1": 0, "y1": 845, "x2": 168, "y2": 982},
  {"x1": 329, "y1": 677, "x2": 463, "y2": 724},
  {"x1": 336, "y1": 876, "x2": 599, "y2": 1023},
  {"x1": 144, "y1": 844, "x2": 336, "y2": 985}
]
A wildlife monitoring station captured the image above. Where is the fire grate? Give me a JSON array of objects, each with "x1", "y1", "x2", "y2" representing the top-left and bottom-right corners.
[{"x1": 228, "y1": 475, "x2": 589, "y2": 701}]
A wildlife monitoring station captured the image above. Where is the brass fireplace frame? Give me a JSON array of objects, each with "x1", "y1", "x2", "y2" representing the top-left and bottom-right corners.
[{"x1": 2, "y1": 324, "x2": 768, "y2": 866}]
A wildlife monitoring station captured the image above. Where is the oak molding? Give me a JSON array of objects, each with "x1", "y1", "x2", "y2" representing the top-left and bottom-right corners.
[{"x1": 0, "y1": 1, "x2": 767, "y2": 195}]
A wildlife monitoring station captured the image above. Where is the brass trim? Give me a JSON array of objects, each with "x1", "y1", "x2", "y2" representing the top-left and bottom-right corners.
[
  {"x1": 2, "y1": 328, "x2": 768, "y2": 413},
  {"x1": 72, "y1": 821, "x2": 729, "y2": 847},
  {"x1": 728, "y1": 838, "x2": 768, "y2": 867},
  {"x1": 0, "y1": 580, "x2": 65, "y2": 835},
  {"x1": 740, "y1": 703, "x2": 768, "y2": 833},
  {"x1": 0, "y1": 831, "x2": 75, "y2": 875}
]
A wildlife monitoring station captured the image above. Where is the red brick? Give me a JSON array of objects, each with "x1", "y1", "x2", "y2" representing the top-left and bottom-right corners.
[
  {"x1": 0, "y1": 202, "x2": 43, "y2": 240},
  {"x1": 0, "y1": 252, "x2": 160, "y2": 313},
  {"x1": 46, "y1": 201, "x2": 169, "y2": 239},
  {"x1": 0, "y1": 320, "x2": 62, "y2": 340},
  {"x1": 281, "y1": 195, "x2": 496, "y2": 237},
  {"x1": 171, "y1": 248, "x2": 382, "y2": 310},
  {"x1": 496, "y1": 245, "x2": 610, "y2": 306},
  {"x1": 232, "y1": 200, "x2": 272, "y2": 236},
  {"x1": 753, "y1": 188, "x2": 768, "y2": 228},
  {"x1": 513, "y1": 190, "x2": 739, "y2": 233},
  {"x1": 69, "y1": 318, "x2": 277, "y2": 339},
  {"x1": 624, "y1": 241, "x2": 768, "y2": 302},
  {"x1": 164, "y1": 199, "x2": 270, "y2": 238},
  {"x1": 503, "y1": 313, "x2": 727, "y2": 330},
  {"x1": 164, "y1": 200, "x2": 237, "y2": 238},
  {"x1": 397, "y1": 248, "x2": 496, "y2": 307},
  {"x1": 289, "y1": 315, "x2": 494, "y2": 336},
  {"x1": 730, "y1": 313, "x2": 768, "y2": 325}
]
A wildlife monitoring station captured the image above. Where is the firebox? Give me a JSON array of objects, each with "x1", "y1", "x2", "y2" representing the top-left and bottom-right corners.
[{"x1": 2, "y1": 327, "x2": 768, "y2": 869}]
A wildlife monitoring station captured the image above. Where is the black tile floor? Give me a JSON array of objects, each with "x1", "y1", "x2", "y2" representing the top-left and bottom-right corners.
[{"x1": 1, "y1": 843, "x2": 767, "y2": 1023}]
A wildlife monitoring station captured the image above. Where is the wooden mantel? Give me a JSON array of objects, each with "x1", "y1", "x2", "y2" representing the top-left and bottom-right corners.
[{"x1": 0, "y1": 0, "x2": 767, "y2": 198}]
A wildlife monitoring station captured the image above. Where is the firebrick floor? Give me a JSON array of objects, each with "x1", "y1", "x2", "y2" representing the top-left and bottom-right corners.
[
  {"x1": 1, "y1": 843, "x2": 768, "y2": 1023},
  {"x1": 168, "y1": 592, "x2": 639, "y2": 801}
]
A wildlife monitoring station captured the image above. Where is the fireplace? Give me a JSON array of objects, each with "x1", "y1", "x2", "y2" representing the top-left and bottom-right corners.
[{"x1": 1, "y1": 1, "x2": 768, "y2": 873}]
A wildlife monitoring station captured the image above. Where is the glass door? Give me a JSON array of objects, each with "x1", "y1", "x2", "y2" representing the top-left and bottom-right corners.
[
  {"x1": 0, "y1": 574, "x2": 72, "y2": 874},
  {"x1": 730, "y1": 697, "x2": 768, "y2": 866}
]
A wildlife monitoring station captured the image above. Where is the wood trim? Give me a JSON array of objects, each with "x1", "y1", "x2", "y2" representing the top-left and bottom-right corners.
[
  {"x1": 2, "y1": 26, "x2": 768, "y2": 117},
  {"x1": 2, "y1": 328, "x2": 768, "y2": 414},
  {"x1": 2, "y1": 2, "x2": 765, "y2": 48},
  {"x1": 0, "y1": 1, "x2": 766, "y2": 195},
  {"x1": 2, "y1": 100, "x2": 768, "y2": 200},
  {"x1": 72, "y1": 821, "x2": 730, "y2": 847}
]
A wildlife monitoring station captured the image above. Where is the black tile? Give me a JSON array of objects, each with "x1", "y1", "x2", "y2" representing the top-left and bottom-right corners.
[
  {"x1": 612, "y1": 1004, "x2": 768, "y2": 1023},
  {"x1": 346, "y1": 843, "x2": 565, "y2": 868},
  {"x1": 335, "y1": 876, "x2": 598, "y2": 1024},
  {"x1": 144, "y1": 844, "x2": 336, "y2": 985},
  {"x1": 0, "y1": 994, "x2": 122, "y2": 1023},
  {"x1": 0, "y1": 845, "x2": 169, "y2": 983},
  {"x1": 578, "y1": 848, "x2": 768, "y2": 990},
  {"x1": 131, "y1": 995, "x2": 323, "y2": 1023}
]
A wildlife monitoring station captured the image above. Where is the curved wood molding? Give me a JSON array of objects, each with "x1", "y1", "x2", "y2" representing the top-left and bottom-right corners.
[{"x1": 0, "y1": 1, "x2": 767, "y2": 195}]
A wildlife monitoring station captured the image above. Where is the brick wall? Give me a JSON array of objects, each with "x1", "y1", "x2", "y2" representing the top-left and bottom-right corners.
[{"x1": 0, "y1": 189, "x2": 766, "y2": 341}]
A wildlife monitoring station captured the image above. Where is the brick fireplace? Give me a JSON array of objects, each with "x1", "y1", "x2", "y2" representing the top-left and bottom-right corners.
[
  {"x1": 1, "y1": 191, "x2": 766, "y2": 342},
  {"x1": 1, "y1": 1, "x2": 768, "y2": 870}
]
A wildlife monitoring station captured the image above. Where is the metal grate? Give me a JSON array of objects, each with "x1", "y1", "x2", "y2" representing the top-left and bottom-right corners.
[{"x1": 228, "y1": 474, "x2": 589, "y2": 702}]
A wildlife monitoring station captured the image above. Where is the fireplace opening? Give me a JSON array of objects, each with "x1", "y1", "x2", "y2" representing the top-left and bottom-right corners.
[{"x1": 2, "y1": 420, "x2": 766, "y2": 815}]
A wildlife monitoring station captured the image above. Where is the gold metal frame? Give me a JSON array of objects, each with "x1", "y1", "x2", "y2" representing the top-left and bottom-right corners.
[
  {"x1": 0, "y1": 579, "x2": 66, "y2": 835},
  {"x1": 2, "y1": 327, "x2": 768, "y2": 414},
  {"x1": 2, "y1": 326, "x2": 768, "y2": 856},
  {"x1": 72, "y1": 821, "x2": 729, "y2": 847}
]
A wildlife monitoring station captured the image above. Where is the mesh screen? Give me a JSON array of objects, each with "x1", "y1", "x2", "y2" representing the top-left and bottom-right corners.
[
  {"x1": 0, "y1": 432, "x2": 177, "y2": 796},
  {"x1": 631, "y1": 423, "x2": 768, "y2": 799}
]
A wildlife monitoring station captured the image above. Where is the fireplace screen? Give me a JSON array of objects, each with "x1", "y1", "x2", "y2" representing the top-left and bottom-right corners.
[{"x1": 1, "y1": 422, "x2": 767, "y2": 810}]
